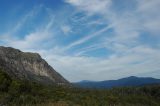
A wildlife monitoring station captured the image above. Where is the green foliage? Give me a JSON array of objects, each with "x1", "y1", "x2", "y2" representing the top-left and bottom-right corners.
[
  {"x1": 0, "y1": 69, "x2": 12, "y2": 92},
  {"x1": 0, "y1": 69, "x2": 160, "y2": 106}
]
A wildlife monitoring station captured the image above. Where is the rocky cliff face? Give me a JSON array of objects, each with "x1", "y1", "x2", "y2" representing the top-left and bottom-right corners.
[{"x1": 0, "y1": 46, "x2": 69, "y2": 85}]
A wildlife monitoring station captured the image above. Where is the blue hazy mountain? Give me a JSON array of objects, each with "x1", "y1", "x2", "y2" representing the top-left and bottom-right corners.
[{"x1": 74, "y1": 76, "x2": 160, "y2": 88}]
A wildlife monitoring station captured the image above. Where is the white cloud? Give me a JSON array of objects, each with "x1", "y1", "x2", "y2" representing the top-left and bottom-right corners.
[
  {"x1": 0, "y1": 5, "x2": 42, "y2": 40},
  {"x1": 136, "y1": 0, "x2": 160, "y2": 35},
  {"x1": 65, "y1": 0, "x2": 112, "y2": 15},
  {"x1": 7, "y1": 32, "x2": 50, "y2": 50},
  {"x1": 36, "y1": 45, "x2": 160, "y2": 81},
  {"x1": 61, "y1": 25, "x2": 72, "y2": 35},
  {"x1": 64, "y1": 25, "x2": 111, "y2": 51},
  {"x1": 60, "y1": 0, "x2": 160, "y2": 81},
  {"x1": 5, "y1": 16, "x2": 55, "y2": 50}
]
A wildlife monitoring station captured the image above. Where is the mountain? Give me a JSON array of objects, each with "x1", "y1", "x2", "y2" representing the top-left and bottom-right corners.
[
  {"x1": 0, "y1": 46, "x2": 69, "y2": 85},
  {"x1": 74, "y1": 76, "x2": 160, "y2": 88}
]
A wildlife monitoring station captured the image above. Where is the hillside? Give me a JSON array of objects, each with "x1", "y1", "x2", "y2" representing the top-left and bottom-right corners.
[
  {"x1": 0, "y1": 69, "x2": 160, "y2": 106},
  {"x1": 0, "y1": 46, "x2": 69, "y2": 85},
  {"x1": 75, "y1": 76, "x2": 160, "y2": 88}
]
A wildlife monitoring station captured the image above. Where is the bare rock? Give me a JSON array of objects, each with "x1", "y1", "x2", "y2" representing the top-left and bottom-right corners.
[{"x1": 0, "y1": 46, "x2": 69, "y2": 85}]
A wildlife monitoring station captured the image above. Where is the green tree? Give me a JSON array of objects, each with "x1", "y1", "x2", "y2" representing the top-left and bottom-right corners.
[{"x1": 0, "y1": 69, "x2": 12, "y2": 92}]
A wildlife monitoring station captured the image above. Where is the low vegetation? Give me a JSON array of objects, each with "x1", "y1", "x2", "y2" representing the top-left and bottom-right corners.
[{"x1": 0, "y1": 69, "x2": 160, "y2": 106}]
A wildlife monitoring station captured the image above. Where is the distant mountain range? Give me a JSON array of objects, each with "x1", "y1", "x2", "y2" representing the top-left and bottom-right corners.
[{"x1": 74, "y1": 76, "x2": 160, "y2": 88}]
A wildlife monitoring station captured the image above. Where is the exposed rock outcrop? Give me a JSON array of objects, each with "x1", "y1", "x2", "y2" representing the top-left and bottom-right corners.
[{"x1": 0, "y1": 46, "x2": 69, "y2": 85}]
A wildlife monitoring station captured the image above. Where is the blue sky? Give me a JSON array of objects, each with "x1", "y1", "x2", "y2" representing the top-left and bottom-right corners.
[{"x1": 0, "y1": 0, "x2": 160, "y2": 82}]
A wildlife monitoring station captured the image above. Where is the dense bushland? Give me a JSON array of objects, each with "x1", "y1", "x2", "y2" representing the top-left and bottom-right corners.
[{"x1": 0, "y1": 69, "x2": 160, "y2": 106}]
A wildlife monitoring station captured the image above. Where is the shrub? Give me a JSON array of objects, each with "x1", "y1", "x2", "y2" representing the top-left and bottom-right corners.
[{"x1": 0, "y1": 69, "x2": 12, "y2": 92}]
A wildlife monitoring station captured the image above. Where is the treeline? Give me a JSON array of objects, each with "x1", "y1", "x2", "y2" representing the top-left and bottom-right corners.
[{"x1": 0, "y1": 69, "x2": 160, "y2": 106}]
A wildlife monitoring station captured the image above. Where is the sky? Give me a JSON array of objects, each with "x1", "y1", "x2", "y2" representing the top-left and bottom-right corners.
[{"x1": 0, "y1": 0, "x2": 160, "y2": 82}]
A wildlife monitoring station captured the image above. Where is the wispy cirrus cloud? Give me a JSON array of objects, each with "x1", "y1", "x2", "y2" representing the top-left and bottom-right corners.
[
  {"x1": 41, "y1": 45, "x2": 160, "y2": 81},
  {"x1": 65, "y1": 0, "x2": 112, "y2": 15},
  {"x1": 64, "y1": 25, "x2": 111, "y2": 51},
  {"x1": 0, "y1": 5, "x2": 43, "y2": 40},
  {"x1": 59, "y1": 0, "x2": 160, "y2": 81},
  {"x1": 61, "y1": 25, "x2": 72, "y2": 35},
  {"x1": 5, "y1": 14, "x2": 55, "y2": 50}
]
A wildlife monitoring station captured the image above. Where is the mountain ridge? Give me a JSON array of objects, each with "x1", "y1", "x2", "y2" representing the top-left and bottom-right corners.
[{"x1": 75, "y1": 76, "x2": 160, "y2": 88}]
